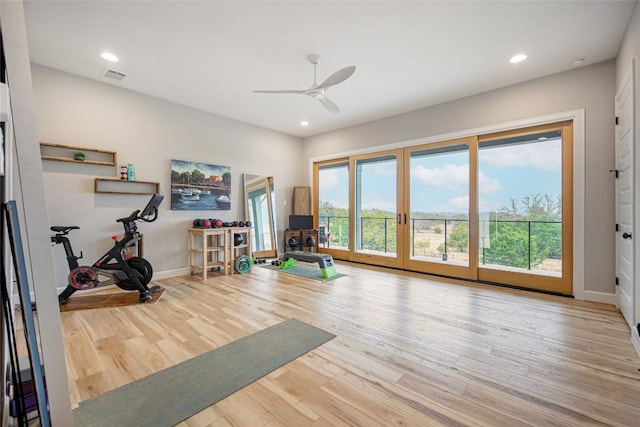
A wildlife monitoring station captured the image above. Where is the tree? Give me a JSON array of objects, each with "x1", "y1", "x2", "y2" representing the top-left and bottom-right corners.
[
  {"x1": 482, "y1": 221, "x2": 548, "y2": 269},
  {"x1": 447, "y1": 222, "x2": 469, "y2": 252},
  {"x1": 414, "y1": 238, "x2": 431, "y2": 256},
  {"x1": 485, "y1": 193, "x2": 561, "y2": 268},
  {"x1": 191, "y1": 168, "x2": 205, "y2": 184},
  {"x1": 319, "y1": 201, "x2": 350, "y2": 247},
  {"x1": 222, "y1": 172, "x2": 232, "y2": 194}
]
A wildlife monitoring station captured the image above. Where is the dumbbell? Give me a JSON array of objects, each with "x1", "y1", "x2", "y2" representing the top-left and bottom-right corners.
[
  {"x1": 210, "y1": 218, "x2": 223, "y2": 228},
  {"x1": 193, "y1": 218, "x2": 211, "y2": 228}
]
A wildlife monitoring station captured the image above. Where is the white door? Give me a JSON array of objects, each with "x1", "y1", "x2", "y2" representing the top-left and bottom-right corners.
[{"x1": 616, "y1": 62, "x2": 635, "y2": 329}]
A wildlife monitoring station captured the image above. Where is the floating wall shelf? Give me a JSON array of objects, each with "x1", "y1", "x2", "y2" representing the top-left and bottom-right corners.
[
  {"x1": 94, "y1": 178, "x2": 160, "y2": 195},
  {"x1": 40, "y1": 142, "x2": 117, "y2": 166}
]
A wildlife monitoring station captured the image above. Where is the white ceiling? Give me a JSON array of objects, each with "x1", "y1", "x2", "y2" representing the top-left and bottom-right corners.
[{"x1": 22, "y1": 1, "x2": 635, "y2": 138}]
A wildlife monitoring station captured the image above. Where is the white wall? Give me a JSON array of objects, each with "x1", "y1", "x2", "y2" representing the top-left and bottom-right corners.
[
  {"x1": 31, "y1": 65, "x2": 303, "y2": 285},
  {"x1": 302, "y1": 61, "x2": 616, "y2": 296}
]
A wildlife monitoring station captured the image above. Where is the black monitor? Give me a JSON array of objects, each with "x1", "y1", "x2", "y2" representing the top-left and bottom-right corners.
[
  {"x1": 141, "y1": 194, "x2": 164, "y2": 218},
  {"x1": 289, "y1": 215, "x2": 313, "y2": 230}
]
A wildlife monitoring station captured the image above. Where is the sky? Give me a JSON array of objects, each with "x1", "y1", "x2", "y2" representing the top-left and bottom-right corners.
[
  {"x1": 171, "y1": 159, "x2": 230, "y2": 178},
  {"x1": 319, "y1": 138, "x2": 562, "y2": 215}
]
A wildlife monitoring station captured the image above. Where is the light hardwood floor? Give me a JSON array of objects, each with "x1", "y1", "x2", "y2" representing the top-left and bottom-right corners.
[{"x1": 57, "y1": 261, "x2": 640, "y2": 426}]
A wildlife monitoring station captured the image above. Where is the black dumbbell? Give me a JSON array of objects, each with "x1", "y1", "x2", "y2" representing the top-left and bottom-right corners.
[{"x1": 193, "y1": 218, "x2": 211, "y2": 228}]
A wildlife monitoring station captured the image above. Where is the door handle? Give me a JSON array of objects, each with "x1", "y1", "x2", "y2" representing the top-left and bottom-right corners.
[{"x1": 622, "y1": 232, "x2": 632, "y2": 240}]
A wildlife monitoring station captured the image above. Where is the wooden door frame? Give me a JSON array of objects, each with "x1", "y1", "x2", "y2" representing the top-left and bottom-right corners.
[
  {"x1": 401, "y1": 136, "x2": 479, "y2": 280},
  {"x1": 476, "y1": 121, "x2": 573, "y2": 294},
  {"x1": 246, "y1": 177, "x2": 277, "y2": 258},
  {"x1": 349, "y1": 149, "x2": 404, "y2": 268},
  {"x1": 313, "y1": 158, "x2": 352, "y2": 261},
  {"x1": 311, "y1": 110, "x2": 585, "y2": 299}
]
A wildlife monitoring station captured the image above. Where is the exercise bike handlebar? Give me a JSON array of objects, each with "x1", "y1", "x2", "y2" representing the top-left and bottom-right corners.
[
  {"x1": 116, "y1": 207, "x2": 159, "y2": 225},
  {"x1": 116, "y1": 194, "x2": 164, "y2": 225}
]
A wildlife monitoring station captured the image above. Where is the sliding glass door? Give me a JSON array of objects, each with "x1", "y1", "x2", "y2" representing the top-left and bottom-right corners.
[
  {"x1": 313, "y1": 121, "x2": 573, "y2": 294},
  {"x1": 477, "y1": 122, "x2": 572, "y2": 294},
  {"x1": 403, "y1": 138, "x2": 478, "y2": 279},
  {"x1": 315, "y1": 160, "x2": 350, "y2": 257},
  {"x1": 351, "y1": 150, "x2": 404, "y2": 268}
]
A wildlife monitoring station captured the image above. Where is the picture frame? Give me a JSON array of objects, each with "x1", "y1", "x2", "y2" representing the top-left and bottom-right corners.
[{"x1": 170, "y1": 159, "x2": 231, "y2": 211}]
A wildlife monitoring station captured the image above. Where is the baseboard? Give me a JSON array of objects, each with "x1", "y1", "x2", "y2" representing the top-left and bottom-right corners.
[
  {"x1": 583, "y1": 290, "x2": 617, "y2": 305},
  {"x1": 152, "y1": 267, "x2": 191, "y2": 280},
  {"x1": 632, "y1": 329, "x2": 640, "y2": 358}
]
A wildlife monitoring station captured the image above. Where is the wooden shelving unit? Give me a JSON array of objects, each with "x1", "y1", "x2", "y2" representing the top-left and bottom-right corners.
[
  {"x1": 189, "y1": 227, "x2": 252, "y2": 279},
  {"x1": 41, "y1": 142, "x2": 159, "y2": 195},
  {"x1": 94, "y1": 178, "x2": 160, "y2": 195},
  {"x1": 189, "y1": 228, "x2": 228, "y2": 279},
  {"x1": 284, "y1": 229, "x2": 319, "y2": 253},
  {"x1": 40, "y1": 142, "x2": 117, "y2": 166}
]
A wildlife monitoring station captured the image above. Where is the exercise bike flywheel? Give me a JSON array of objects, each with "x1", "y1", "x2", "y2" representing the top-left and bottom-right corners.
[{"x1": 68, "y1": 266, "x2": 98, "y2": 290}]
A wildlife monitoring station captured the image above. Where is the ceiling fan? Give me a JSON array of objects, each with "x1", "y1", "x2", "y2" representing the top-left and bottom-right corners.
[{"x1": 254, "y1": 55, "x2": 356, "y2": 114}]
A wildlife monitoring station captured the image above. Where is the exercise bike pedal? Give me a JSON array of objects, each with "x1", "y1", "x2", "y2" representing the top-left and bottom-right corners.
[
  {"x1": 138, "y1": 285, "x2": 162, "y2": 303},
  {"x1": 139, "y1": 292, "x2": 153, "y2": 303}
]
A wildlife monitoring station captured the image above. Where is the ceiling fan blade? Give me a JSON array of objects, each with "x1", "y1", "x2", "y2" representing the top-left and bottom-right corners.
[
  {"x1": 316, "y1": 65, "x2": 356, "y2": 89},
  {"x1": 254, "y1": 90, "x2": 305, "y2": 94},
  {"x1": 320, "y1": 96, "x2": 340, "y2": 114}
]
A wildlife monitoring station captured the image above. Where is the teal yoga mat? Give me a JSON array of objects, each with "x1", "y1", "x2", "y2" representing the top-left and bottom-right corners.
[{"x1": 73, "y1": 318, "x2": 335, "y2": 427}]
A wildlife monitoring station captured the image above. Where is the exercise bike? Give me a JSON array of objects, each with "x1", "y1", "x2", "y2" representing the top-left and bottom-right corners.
[{"x1": 51, "y1": 194, "x2": 164, "y2": 305}]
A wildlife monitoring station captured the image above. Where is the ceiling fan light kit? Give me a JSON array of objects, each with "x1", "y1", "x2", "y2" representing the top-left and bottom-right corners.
[{"x1": 254, "y1": 54, "x2": 356, "y2": 114}]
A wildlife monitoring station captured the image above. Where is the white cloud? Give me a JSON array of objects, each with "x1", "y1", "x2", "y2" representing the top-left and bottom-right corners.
[
  {"x1": 449, "y1": 195, "x2": 469, "y2": 210},
  {"x1": 480, "y1": 139, "x2": 561, "y2": 171},
  {"x1": 479, "y1": 171, "x2": 500, "y2": 193},
  {"x1": 410, "y1": 163, "x2": 500, "y2": 193},
  {"x1": 369, "y1": 163, "x2": 396, "y2": 177},
  {"x1": 361, "y1": 194, "x2": 396, "y2": 211},
  {"x1": 319, "y1": 168, "x2": 342, "y2": 191},
  {"x1": 411, "y1": 163, "x2": 468, "y2": 189}
]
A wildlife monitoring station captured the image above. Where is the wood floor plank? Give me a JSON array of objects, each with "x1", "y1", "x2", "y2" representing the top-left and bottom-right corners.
[{"x1": 52, "y1": 261, "x2": 640, "y2": 426}]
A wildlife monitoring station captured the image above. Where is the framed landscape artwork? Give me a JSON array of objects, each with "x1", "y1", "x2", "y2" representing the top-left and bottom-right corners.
[{"x1": 170, "y1": 159, "x2": 231, "y2": 211}]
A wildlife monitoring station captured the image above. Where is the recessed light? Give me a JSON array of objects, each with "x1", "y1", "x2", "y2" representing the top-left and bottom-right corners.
[
  {"x1": 300, "y1": 121, "x2": 309, "y2": 126},
  {"x1": 571, "y1": 58, "x2": 585, "y2": 67},
  {"x1": 509, "y1": 54, "x2": 527, "y2": 64},
  {"x1": 101, "y1": 52, "x2": 119, "y2": 62}
]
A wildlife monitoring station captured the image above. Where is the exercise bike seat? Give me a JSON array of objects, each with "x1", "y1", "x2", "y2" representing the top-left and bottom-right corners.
[{"x1": 50, "y1": 226, "x2": 79, "y2": 234}]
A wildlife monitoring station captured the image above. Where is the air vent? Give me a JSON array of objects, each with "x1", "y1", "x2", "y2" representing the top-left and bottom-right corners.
[{"x1": 102, "y1": 69, "x2": 126, "y2": 81}]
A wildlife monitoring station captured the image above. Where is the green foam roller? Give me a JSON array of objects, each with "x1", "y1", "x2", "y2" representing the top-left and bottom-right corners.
[{"x1": 235, "y1": 255, "x2": 252, "y2": 274}]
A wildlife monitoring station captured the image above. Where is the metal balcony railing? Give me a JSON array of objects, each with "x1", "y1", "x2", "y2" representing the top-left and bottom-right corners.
[{"x1": 319, "y1": 215, "x2": 562, "y2": 271}]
